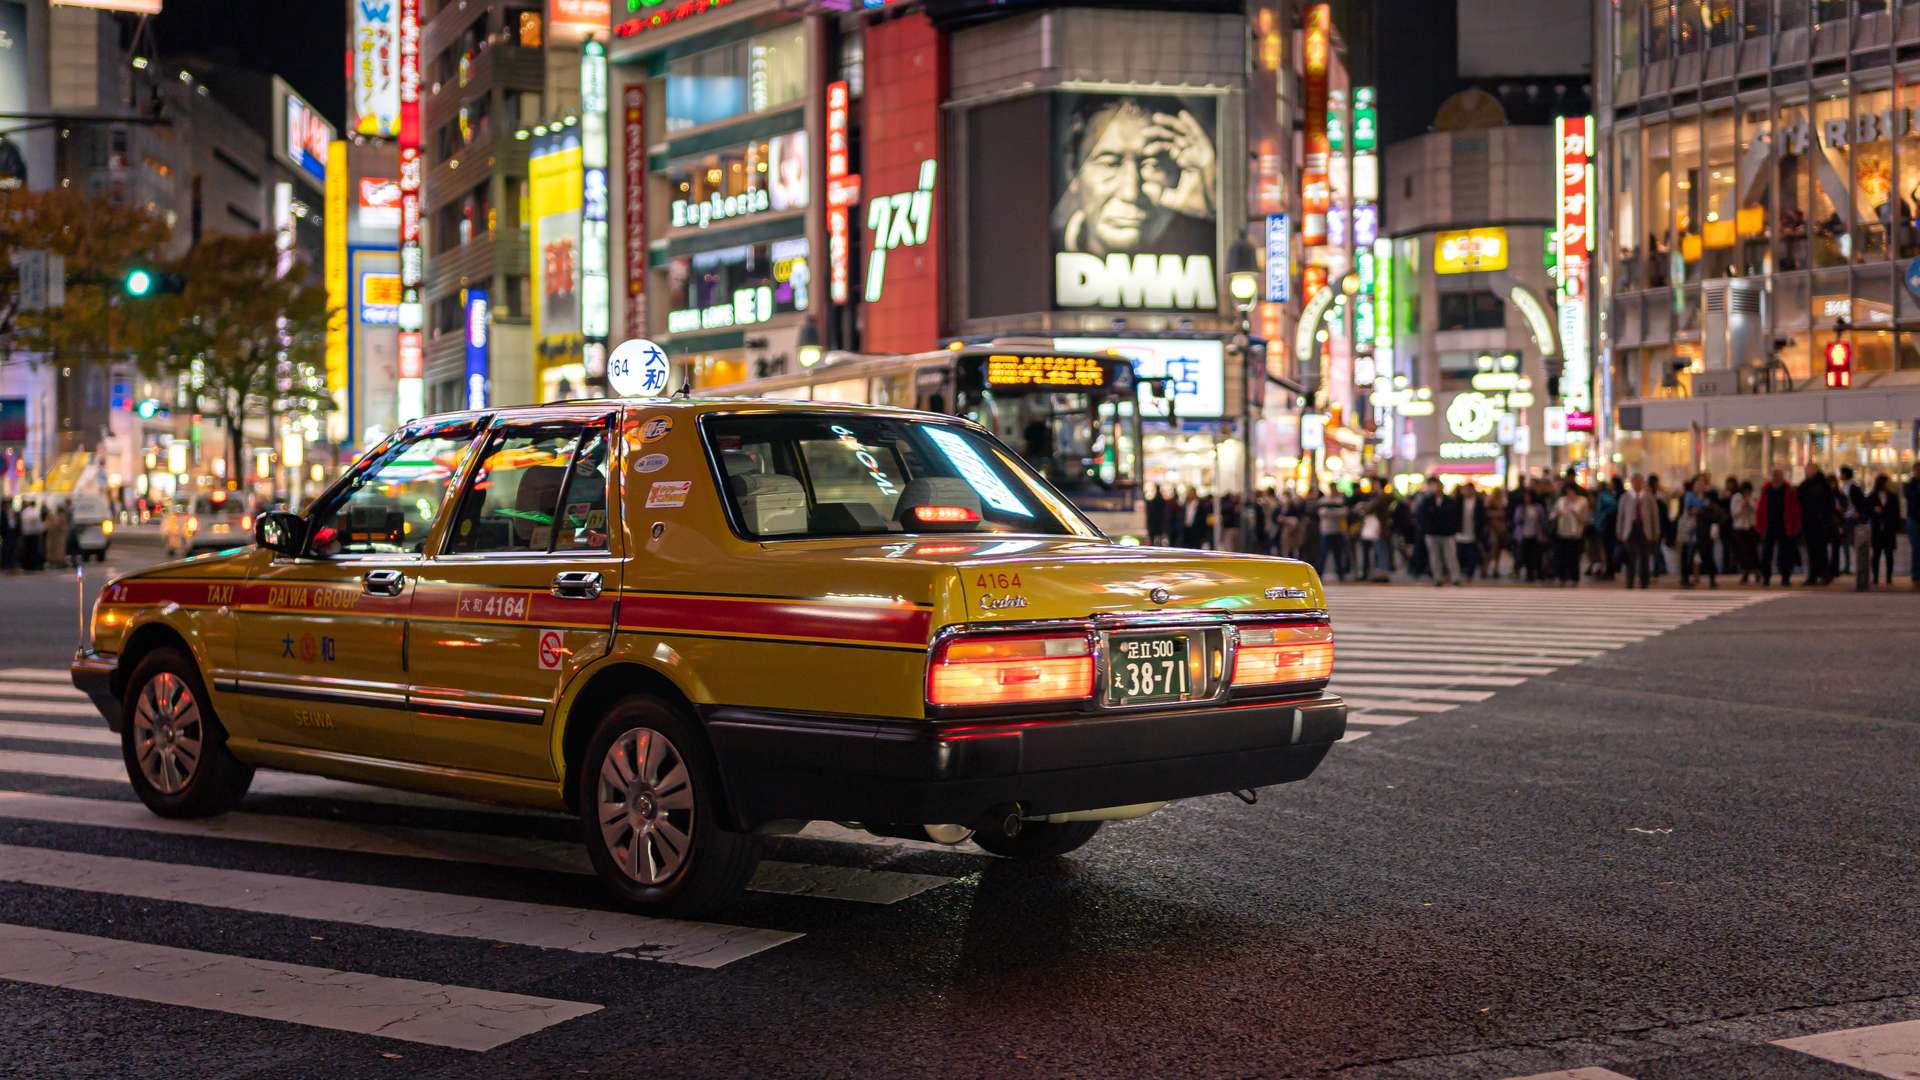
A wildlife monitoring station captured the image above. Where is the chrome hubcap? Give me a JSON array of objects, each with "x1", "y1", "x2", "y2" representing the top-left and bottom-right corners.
[
  {"x1": 596, "y1": 727, "x2": 694, "y2": 885},
  {"x1": 132, "y1": 672, "x2": 203, "y2": 795}
]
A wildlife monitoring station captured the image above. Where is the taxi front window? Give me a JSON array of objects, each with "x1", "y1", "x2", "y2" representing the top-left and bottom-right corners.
[
  {"x1": 705, "y1": 413, "x2": 1096, "y2": 539},
  {"x1": 305, "y1": 423, "x2": 479, "y2": 557}
]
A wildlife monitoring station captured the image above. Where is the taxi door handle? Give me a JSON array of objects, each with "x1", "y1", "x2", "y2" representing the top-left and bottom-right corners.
[
  {"x1": 363, "y1": 569, "x2": 407, "y2": 597},
  {"x1": 552, "y1": 571, "x2": 603, "y2": 600}
]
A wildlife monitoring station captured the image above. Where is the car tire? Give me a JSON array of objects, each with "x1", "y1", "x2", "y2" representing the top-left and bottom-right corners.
[
  {"x1": 973, "y1": 820, "x2": 1103, "y2": 859},
  {"x1": 121, "y1": 646, "x2": 253, "y2": 818},
  {"x1": 578, "y1": 696, "x2": 760, "y2": 915}
]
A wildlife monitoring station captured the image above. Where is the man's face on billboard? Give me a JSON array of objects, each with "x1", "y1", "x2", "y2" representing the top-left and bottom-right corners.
[{"x1": 1073, "y1": 104, "x2": 1176, "y2": 255}]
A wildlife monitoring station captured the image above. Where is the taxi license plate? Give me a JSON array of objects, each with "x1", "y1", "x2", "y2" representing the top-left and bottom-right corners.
[{"x1": 1106, "y1": 634, "x2": 1190, "y2": 706}]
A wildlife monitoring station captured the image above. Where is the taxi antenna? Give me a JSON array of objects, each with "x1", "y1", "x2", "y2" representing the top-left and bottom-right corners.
[{"x1": 672, "y1": 376, "x2": 692, "y2": 399}]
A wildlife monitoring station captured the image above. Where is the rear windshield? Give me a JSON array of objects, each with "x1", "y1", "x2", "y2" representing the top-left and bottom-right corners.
[{"x1": 704, "y1": 413, "x2": 1097, "y2": 539}]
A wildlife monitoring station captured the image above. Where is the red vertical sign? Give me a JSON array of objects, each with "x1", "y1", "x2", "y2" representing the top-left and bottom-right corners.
[
  {"x1": 397, "y1": 0, "x2": 423, "y2": 381},
  {"x1": 624, "y1": 83, "x2": 647, "y2": 340},
  {"x1": 1301, "y1": 3, "x2": 1331, "y2": 247},
  {"x1": 825, "y1": 80, "x2": 854, "y2": 305}
]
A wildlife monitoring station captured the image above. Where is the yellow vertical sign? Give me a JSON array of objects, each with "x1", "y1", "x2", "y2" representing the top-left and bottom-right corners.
[{"x1": 324, "y1": 140, "x2": 350, "y2": 440}]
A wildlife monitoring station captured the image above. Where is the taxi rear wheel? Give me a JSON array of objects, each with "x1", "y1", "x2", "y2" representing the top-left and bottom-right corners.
[
  {"x1": 973, "y1": 820, "x2": 1103, "y2": 859},
  {"x1": 578, "y1": 697, "x2": 760, "y2": 915},
  {"x1": 121, "y1": 647, "x2": 253, "y2": 818}
]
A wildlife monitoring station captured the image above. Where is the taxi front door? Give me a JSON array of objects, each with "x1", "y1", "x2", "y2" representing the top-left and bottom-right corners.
[
  {"x1": 233, "y1": 421, "x2": 479, "y2": 760},
  {"x1": 406, "y1": 413, "x2": 619, "y2": 780}
]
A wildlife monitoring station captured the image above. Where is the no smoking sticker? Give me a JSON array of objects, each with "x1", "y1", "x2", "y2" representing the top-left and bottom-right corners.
[{"x1": 537, "y1": 629, "x2": 565, "y2": 671}]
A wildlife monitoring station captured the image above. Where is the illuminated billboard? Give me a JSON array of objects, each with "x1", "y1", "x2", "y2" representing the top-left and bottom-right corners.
[
  {"x1": 1301, "y1": 3, "x2": 1331, "y2": 246},
  {"x1": 1052, "y1": 92, "x2": 1220, "y2": 312},
  {"x1": 1556, "y1": 114, "x2": 1594, "y2": 425},
  {"x1": 1057, "y1": 336, "x2": 1225, "y2": 420},
  {"x1": 548, "y1": 0, "x2": 611, "y2": 43},
  {"x1": 351, "y1": 0, "x2": 400, "y2": 137},
  {"x1": 531, "y1": 129, "x2": 585, "y2": 384},
  {"x1": 1434, "y1": 227, "x2": 1509, "y2": 274},
  {"x1": 274, "y1": 79, "x2": 335, "y2": 189}
]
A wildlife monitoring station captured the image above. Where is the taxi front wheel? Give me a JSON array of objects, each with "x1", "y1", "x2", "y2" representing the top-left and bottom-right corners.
[
  {"x1": 121, "y1": 647, "x2": 254, "y2": 818},
  {"x1": 578, "y1": 697, "x2": 760, "y2": 915},
  {"x1": 973, "y1": 820, "x2": 1103, "y2": 859}
]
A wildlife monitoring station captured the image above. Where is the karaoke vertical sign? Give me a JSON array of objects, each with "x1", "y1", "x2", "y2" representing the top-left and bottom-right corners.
[
  {"x1": 1556, "y1": 114, "x2": 1593, "y2": 430},
  {"x1": 623, "y1": 83, "x2": 647, "y2": 340},
  {"x1": 397, "y1": 0, "x2": 424, "y2": 423},
  {"x1": 825, "y1": 80, "x2": 854, "y2": 305}
]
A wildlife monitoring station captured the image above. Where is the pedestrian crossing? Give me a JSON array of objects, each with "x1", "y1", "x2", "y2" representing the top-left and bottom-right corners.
[
  {"x1": 1506, "y1": 1015, "x2": 1920, "y2": 1079},
  {"x1": 0, "y1": 666, "x2": 997, "y2": 1052},
  {"x1": 1322, "y1": 586, "x2": 1778, "y2": 741}
]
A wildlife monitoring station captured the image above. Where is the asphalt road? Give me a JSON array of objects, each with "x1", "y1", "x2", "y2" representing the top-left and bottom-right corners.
[{"x1": 1, "y1": 550, "x2": 1916, "y2": 1079}]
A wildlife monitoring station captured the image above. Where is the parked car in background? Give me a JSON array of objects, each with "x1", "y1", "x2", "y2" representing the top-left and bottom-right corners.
[{"x1": 160, "y1": 490, "x2": 252, "y2": 559}]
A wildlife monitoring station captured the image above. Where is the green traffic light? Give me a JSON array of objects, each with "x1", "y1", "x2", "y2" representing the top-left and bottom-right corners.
[{"x1": 124, "y1": 268, "x2": 154, "y2": 297}]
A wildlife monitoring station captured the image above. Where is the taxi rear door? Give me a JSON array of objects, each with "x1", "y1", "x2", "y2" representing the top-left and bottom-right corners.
[{"x1": 406, "y1": 411, "x2": 620, "y2": 779}]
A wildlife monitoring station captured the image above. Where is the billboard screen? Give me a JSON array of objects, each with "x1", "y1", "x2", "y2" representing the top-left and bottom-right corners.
[
  {"x1": 352, "y1": 0, "x2": 401, "y2": 137},
  {"x1": 531, "y1": 132, "x2": 585, "y2": 376},
  {"x1": 1052, "y1": 92, "x2": 1219, "y2": 312},
  {"x1": 275, "y1": 82, "x2": 334, "y2": 188}
]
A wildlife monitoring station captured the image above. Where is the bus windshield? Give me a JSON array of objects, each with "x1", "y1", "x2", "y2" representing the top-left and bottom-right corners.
[{"x1": 961, "y1": 391, "x2": 1138, "y2": 514}]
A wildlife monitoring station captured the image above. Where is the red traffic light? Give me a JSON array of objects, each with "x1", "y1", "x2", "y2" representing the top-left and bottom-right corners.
[{"x1": 1824, "y1": 340, "x2": 1852, "y2": 389}]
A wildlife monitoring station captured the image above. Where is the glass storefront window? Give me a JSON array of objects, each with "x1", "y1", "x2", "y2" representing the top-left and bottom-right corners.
[
  {"x1": 1616, "y1": 132, "x2": 1642, "y2": 288},
  {"x1": 1860, "y1": 0, "x2": 1889, "y2": 13},
  {"x1": 1738, "y1": 106, "x2": 1771, "y2": 275},
  {"x1": 665, "y1": 133, "x2": 810, "y2": 232},
  {"x1": 1775, "y1": 332, "x2": 1811, "y2": 383},
  {"x1": 1648, "y1": 0, "x2": 1673, "y2": 61},
  {"x1": 1815, "y1": 0, "x2": 1851, "y2": 22},
  {"x1": 1778, "y1": 103, "x2": 1812, "y2": 270},
  {"x1": 1707, "y1": 0, "x2": 1735, "y2": 43},
  {"x1": 1675, "y1": 117, "x2": 1702, "y2": 283},
  {"x1": 1855, "y1": 268, "x2": 1896, "y2": 361},
  {"x1": 1856, "y1": 328, "x2": 1895, "y2": 373},
  {"x1": 1647, "y1": 123, "x2": 1674, "y2": 286},
  {"x1": 1703, "y1": 111, "x2": 1738, "y2": 278},
  {"x1": 1897, "y1": 328, "x2": 1920, "y2": 370},
  {"x1": 1741, "y1": 0, "x2": 1770, "y2": 35},
  {"x1": 664, "y1": 237, "x2": 811, "y2": 335},
  {"x1": 1678, "y1": 0, "x2": 1704, "y2": 51},
  {"x1": 1809, "y1": 91, "x2": 1850, "y2": 267},
  {"x1": 1897, "y1": 76, "x2": 1920, "y2": 259},
  {"x1": 1852, "y1": 87, "x2": 1894, "y2": 264},
  {"x1": 665, "y1": 25, "x2": 809, "y2": 133},
  {"x1": 1619, "y1": 2, "x2": 1642, "y2": 72},
  {"x1": 1780, "y1": 0, "x2": 1810, "y2": 29}
]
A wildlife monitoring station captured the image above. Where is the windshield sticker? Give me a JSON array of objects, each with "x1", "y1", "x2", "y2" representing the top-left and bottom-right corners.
[
  {"x1": 635, "y1": 452, "x2": 669, "y2": 473},
  {"x1": 923, "y1": 428, "x2": 1034, "y2": 517},
  {"x1": 640, "y1": 417, "x2": 673, "y2": 443},
  {"x1": 646, "y1": 480, "x2": 693, "y2": 508}
]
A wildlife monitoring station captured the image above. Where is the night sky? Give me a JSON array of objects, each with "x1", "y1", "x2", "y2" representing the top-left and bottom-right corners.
[{"x1": 154, "y1": 0, "x2": 348, "y2": 128}]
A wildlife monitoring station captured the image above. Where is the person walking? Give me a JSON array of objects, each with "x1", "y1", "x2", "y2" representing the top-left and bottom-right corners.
[
  {"x1": 1179, "y1": 489, "x2": 1203, "y2": 549},
  {"x1": 1512, "y1": 488, "x2": 1546, "y2": 581},
  {"x1": 1647, "y1": 474, "x2": 1673, "y2": 578},
  {"x1": 1359, "y1": 487, "x2": 1394, "y2": 580},
  {"x1": 1417, "y1": 478, "x2": 1463, "y2": 586},
  {"x1": 1455, "y1": 483, "x2": 1486, "y2": 581},
  {"x1": 0, "y1": 498, "x2": 15, "y2": 572},
  {"x1": 1617, "y1": 474, "x2": 1660, "y2": 589},
  {"x1": 1905, "y1": 463, "x2": 1920, "y2": 589},
  {"x1": 1729, "y1": 479, "x2": 1759, "y2": 583},
  {"x1": 1798, "y1": 465, "x2": 1834, "y2": 585},
  {"x1": 43, "y1": 501, "x2": 71, "y2": 573},
  {"x1": 1315, "y1": 487, "x2": 1350, "y2": 581},
  {"x1": 1589, "y1": 478, "x2": 1617, "y2": 578},
  {"x1": 18, "y1": 499, "x2": 45, "y2": 572},
  {"x1": 1756, "y1": 467, "x2": 1803, "y2": 586},
  {"x1": 1549, "y1": 481, "x2": 1591, "y2": 586},
  {"x1": 1485, "y1": 486, "x2": 1511, "y2": 578},
  {"x1": 1838, "y1": 466, "x2": 1872, "y2": 592},
  {"x1": 1679, "y1": 476, "x2": 1719, "y2": 588},
  {"x1": 1145, "y1": 485, "x2": 1169, "y2": 547},
  {"x1": 1867, "y1": 474, "x2": 1901, "y2": 587}
]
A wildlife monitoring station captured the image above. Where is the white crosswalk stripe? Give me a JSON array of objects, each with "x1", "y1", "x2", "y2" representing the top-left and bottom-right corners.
[
  {"x1": 1322, "y1": 587, "x2": 1776, "y2": 736},
  {"x1": 0, "y1": 666, "x2": 992, "y2": 1051},
  {"x1": 1504, "y1": 1014, "x2": 1920, "y2": 1079}
]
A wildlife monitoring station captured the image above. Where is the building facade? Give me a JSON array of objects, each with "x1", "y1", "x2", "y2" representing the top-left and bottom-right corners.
[{"x1": 1598, "y1": 0, "x2": 1920, "y2": 480}]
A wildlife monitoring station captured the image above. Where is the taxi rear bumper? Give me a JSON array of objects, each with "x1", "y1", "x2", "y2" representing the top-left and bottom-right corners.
[{"x1": 702, "y1": 692, "x2": 1345, "y2": 829}]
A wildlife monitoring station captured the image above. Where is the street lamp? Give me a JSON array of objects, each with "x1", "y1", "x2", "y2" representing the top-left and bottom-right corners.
[{"x1": 1226, "y1": 239, "x2": 1260, "y2": 551}]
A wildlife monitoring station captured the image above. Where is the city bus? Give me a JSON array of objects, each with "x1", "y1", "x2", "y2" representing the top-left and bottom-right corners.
[{"x1": 700, "y1": 343, "x2": 1154, "y2": 536}]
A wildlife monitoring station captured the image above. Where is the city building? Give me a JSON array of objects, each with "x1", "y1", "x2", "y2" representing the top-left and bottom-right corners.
[
  {"x1": 1596, "y1": 0, "x2": 1920, "y2": 479},
  {"x1": 606, "y1": 0, "x2": 1322, "y2": 497}
]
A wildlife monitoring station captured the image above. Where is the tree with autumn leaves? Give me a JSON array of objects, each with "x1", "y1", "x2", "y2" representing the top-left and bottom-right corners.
[
  {"x1": 3, "y1": 189, "x2": 331, "y2": 481},
  {"x1": 122, "y1": 233, "x2": 332, "y2": 484}
]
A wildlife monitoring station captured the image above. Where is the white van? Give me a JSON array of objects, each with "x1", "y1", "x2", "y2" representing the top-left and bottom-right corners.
[{"x1": 67, "y1": 494, "x2": 114, "y2": 561}]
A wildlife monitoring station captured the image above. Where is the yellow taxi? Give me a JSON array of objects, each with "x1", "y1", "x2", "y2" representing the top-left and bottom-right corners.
[{"x1": 73, "y1": 398, "x2": 1346, "y2": 914}]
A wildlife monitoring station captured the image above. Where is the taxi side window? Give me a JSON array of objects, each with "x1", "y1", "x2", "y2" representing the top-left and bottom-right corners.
[
  {"x1": 307, "y1": 427, "x2": 477, "y2": 558},
  {"x1": 445, "y1": 425, "x2": 599, "y2": 555},
  {"x1": 552, "y1": 428, "x2": 611, "y2": 551}
]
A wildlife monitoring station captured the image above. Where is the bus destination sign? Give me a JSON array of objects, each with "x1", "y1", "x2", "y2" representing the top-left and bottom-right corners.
[{"x1": 985, "y1": 353, "x2": 1110, "y2": 389}]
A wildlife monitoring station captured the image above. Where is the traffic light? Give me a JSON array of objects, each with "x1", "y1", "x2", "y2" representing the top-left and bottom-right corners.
[
  {"x1": 1824, "y1": 339, "x2": 1852, "y2": 389},
  {"x1": 123, "y1": 268, "x2": 184, "y2": 298}
]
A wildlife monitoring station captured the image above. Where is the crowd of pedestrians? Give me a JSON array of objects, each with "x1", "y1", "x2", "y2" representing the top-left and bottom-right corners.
[
  {"x1": 0, "y1": 498, "x2": 81, "y2": 573},
  {"x1": 1143, "y1": 460, "x2": 1920, "y2": 592}
]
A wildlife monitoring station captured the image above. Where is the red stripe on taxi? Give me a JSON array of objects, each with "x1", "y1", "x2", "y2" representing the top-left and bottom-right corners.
[{"x1": 617, "y1": 594, "x2": 932, "y2": 646}]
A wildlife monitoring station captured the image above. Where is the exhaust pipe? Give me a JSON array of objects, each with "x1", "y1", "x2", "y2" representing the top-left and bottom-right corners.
[{"x1": 981, "y1": 802, "x2": 1023, "y2": 838}]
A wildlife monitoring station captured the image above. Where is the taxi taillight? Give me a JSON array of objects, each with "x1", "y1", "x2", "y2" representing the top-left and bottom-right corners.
[
  {"x1": 1232, "y1": 622, "x2": 1334, "y2": 688},
  {"x1": 928, "y1": 633, "x2": 1093, "y2": 707}
]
